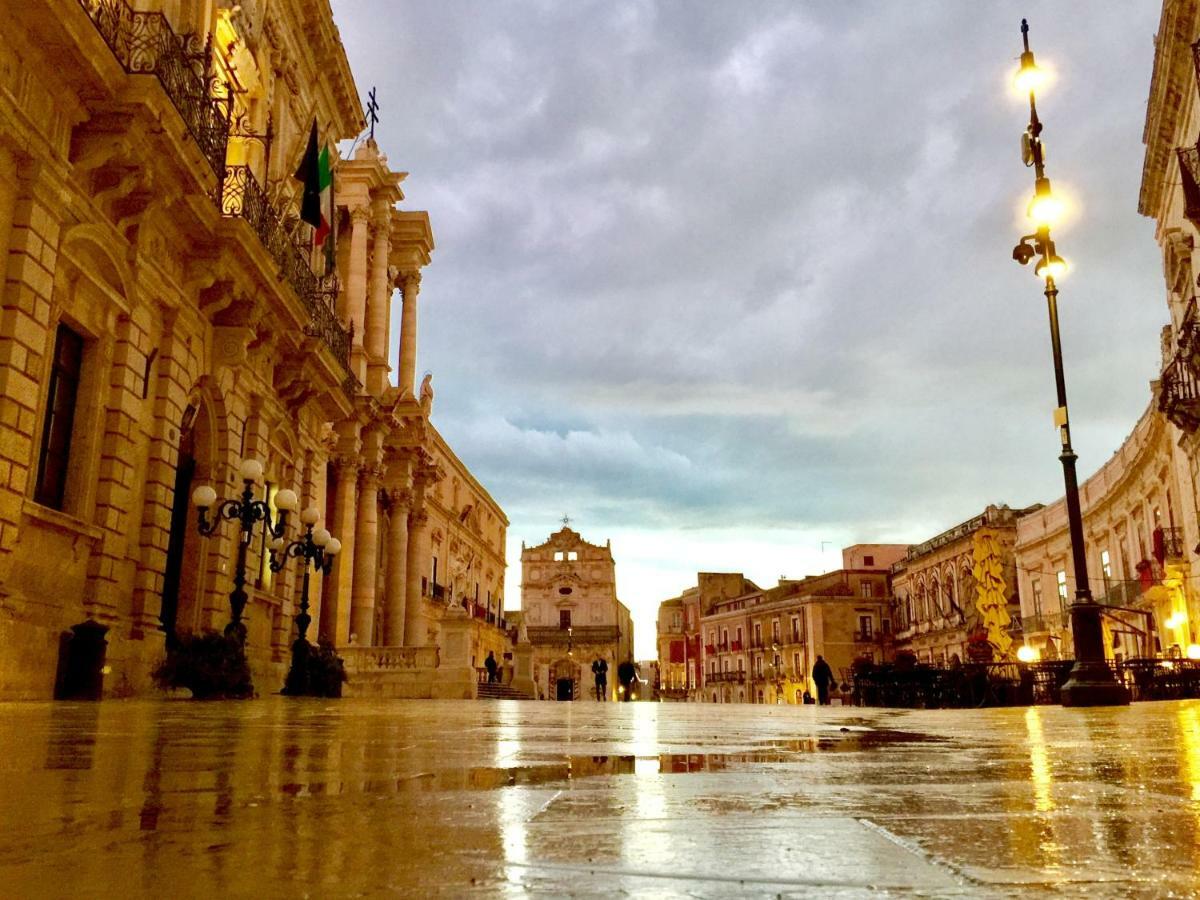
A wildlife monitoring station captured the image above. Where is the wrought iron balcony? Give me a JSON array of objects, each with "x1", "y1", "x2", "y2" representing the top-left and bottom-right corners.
[
  {"x1": 77, "y1": 0, "x2": 229, "y2": 180},
  {"x1": 1156, "y1": 526, "x2": 1186, "y2": 561},
  {"x1": 1022, "y1": 612, "x2": 1065, "y2": 634},
  {"x1": 1098, "y1": 579, "x2": 1145, "y2": 608},
  {"x1": 1179, "y1": 144, "x2": 1200, "y2": 228},
  {"x1": 221, "y1": 166, "x2": 353, "y2": 379},
  {"x1": 1160, "y1": 349, "x2": 1200, "y2": 432}
]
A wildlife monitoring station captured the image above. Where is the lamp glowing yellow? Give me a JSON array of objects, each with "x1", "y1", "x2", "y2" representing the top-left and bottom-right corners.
[
  {"x1": 1027, "y1": 178, "x2": 1063, "y2": 228},
  {"x1": 1014, "y1": 51, "x2": 1046, "y2": 95},
  {"x1": 1166, "y1": 612, "x2": 1185, "y2": 630},
  {"x1": 1016, "y1": 645, "x2": 1039, "y2": 663},
  {"x1": 1187, "y1": 644, "x2": 1200, "y2": 660},
  {"x1": 1035, "y1": 254, "x2": 1068, "y2": 280}
]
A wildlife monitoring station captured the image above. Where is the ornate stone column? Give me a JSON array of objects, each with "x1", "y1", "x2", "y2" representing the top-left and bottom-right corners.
[
  {"x1": 350, "y1": 464, "x2": 381, "y2": 644},
  {"x1": 404, "y1": 506, "x2": 430, "y2": 646},
  {"x1": 345, "y1": 204, "x2": 371, "y2": 383},
  {"x1": 397, "y1": 269, "x2": 421, "y2": 396},
  {"x1": 366, "y1": 210, "x2": 392, "y2": 394},
  {"x1": 383, "y1": 488, "x2": 410, "y2": 645},
  {"x1": 321, "y1": 456, "x2": 359, "y2": 647}
]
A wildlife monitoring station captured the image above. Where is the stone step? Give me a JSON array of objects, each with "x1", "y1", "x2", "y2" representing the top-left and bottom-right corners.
[{"x1": 477, "y1": 682, "x2": 533, "y2": 700}]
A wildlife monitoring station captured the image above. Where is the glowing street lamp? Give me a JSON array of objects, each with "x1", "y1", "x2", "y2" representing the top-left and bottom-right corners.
[
  {"x1": 1008, "y1": 20, "x2": 1128, "y2": 706},
  {"x1": 191, "y1": 458, "x2": 297, "y2": 640},
  {"x1": 269, "y1": 505, "x2": 341, "y2": 694}
]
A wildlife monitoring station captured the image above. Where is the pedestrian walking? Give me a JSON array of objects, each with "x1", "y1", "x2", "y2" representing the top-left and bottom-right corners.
[
  {"x1": 592, "y1": 658, "x2": 608, "y2": 701},
  {"x1": 617, "y1": 659, "x2": 637, "y2": 702},
  {"x1": 484, "y1": 651, "x2": 498, "y2": 684},
  {"x1": 812, "y1": 655, "x2": 834, "y2": 706}
]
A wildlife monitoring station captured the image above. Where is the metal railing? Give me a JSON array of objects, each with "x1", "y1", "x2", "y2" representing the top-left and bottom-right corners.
[
  {"x1": 707, "y1": 671, "x2": 746, "y2": 684},
  {"x1": 1179, "y1": 144, "x2": 1200, "y2": 228},
  {"x1": 1160, "y1": 349, "x2": 1200, "y2": 432},
  {"x1": 1159, "y1": 527, "x2": 1186, "y2": 560},
  {"x1": 220, "y1": 166, "x2": 353, "y2": 375},
  {"x1": 78, "y1": 0, "x2": 229, "y2": 180},
  {"x1": 1022, "y1": 612, "x2": 1066, "y2": 634},
  {"x1": 1098, "y1": 579, "x2": 1145, "y2": 608}
]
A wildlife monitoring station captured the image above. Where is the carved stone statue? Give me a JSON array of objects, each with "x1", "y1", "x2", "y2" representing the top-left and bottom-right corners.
[{"x1": 420, "y1": 371, "x2": 434, "y2": 414}]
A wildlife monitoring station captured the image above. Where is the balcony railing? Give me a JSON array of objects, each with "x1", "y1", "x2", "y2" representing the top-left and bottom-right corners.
[
  {"x1": 853, "y1": 630, "x2": 882, "y2": 643},
  {"x1": 708, "y1": 671, "x2": 746, "y2": 684},
  {"x1": 1157, "y1": 526, "x2": 1186, "y2": 561},
  {"x1": 220, "y1": 166, "x2": 354, "y2": 377},
  {"x1": 1179, "y1": 144, "x2": 1200, "y2": 228},
  {"x1": 78, "y1": 0, "x2": 229, "y2": 180},
  {"x1": 1022, "y1": 612, "x2": 1066, "y2": 634},
  {"x1": 1160, "y1": 348, "x2": 1200, "y2": 432}
]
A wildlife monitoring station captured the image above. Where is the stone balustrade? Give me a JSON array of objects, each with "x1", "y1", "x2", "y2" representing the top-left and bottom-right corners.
[{"x1": 341, "y1": 645, "x2": 440, "y2": 674}]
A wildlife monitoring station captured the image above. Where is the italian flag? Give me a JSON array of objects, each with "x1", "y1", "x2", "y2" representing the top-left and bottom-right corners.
[{"x1": 294, "y1": 120, "x2": 334, "y2": 271}]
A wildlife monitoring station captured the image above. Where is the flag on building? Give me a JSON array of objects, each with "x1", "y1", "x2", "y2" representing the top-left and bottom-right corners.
[{"x1": 294, "y1": 119, "x2": 335, "y2": 271}]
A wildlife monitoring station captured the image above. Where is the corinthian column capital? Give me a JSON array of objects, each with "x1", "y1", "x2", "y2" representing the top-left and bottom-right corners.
[
  {"x1": 387, "y1": 487, "x2": 412, "y2": 509},
  {"x1": 400, "y1": 269, "x2": 422, "y2": 295}
]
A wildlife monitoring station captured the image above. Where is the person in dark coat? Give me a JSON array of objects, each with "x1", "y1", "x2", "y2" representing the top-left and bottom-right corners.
[
  {"x1": 617, "y1": 659, "x2": 637, "y2": 701},
  {"x1": 592, "y1": 658, "x2": 608, "y2": 701},
  {"x1": 812, "y1": 655, "x2": 835, "y2": 705},
  {"x1": 484, "y1": 651, "x2": 499, "y2": 684}
]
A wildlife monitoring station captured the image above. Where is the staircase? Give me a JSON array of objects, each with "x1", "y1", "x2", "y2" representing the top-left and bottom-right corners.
[{"x1": 477, "y1": 681, "x2": 534, "y2": 700}]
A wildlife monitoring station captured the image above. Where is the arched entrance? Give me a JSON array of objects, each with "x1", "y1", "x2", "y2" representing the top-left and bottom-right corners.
[{"x1": 160, "y1": 399, "x2": 215, "y2": 642}]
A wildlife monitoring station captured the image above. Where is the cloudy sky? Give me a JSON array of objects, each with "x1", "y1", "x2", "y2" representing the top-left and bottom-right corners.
[{"x1": 332, "y1": 2, "x2": 1166, "y2": 658}]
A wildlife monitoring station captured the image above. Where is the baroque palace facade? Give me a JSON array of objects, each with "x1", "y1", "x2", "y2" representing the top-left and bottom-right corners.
[{"x1": 0, "y1": 0, "x2": 508, "y2": 698}]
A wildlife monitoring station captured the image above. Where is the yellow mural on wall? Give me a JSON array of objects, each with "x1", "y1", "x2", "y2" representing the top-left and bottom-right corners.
[{"x1": 972, "y1": 528, "x2": 1014, "y2": 660}]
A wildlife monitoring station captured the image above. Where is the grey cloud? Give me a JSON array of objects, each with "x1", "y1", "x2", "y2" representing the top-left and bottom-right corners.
[{"x1": 335, "y1": 1, "x2": 1167, "y2": 653}]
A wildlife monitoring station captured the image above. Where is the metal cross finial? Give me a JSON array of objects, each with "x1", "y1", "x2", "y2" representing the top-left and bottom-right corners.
[
  {"x1": 366, "y1": 87, "x2": 380, "y2": 140},
  {"x1": 561, "y1": 514, "x2": 572, "y2": 527}
]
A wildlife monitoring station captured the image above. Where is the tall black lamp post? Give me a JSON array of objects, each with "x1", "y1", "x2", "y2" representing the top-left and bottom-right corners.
[
  {"x1": 1009, "y1": 20, "x2": 1129, "y2": 706},
  {"x1": 191, "y1": 458, "x2": 297, "y2": 641},
  {"x1": 269, "y1": 507, "x2": 341, "y2": 694}
]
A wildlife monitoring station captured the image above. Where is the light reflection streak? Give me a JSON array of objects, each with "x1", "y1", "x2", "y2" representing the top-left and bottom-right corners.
[
  {"x1": 1023, "y1": 706, "x2": 1062, "y2": 867},
  {"x1": 495, "y1": 703, "x2": 528, "y2": 887}
]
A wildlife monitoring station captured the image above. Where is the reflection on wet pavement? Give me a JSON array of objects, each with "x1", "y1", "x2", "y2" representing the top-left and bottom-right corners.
[{"x1": 1, "y1": 699, "x2": 1199, "y2": 895}]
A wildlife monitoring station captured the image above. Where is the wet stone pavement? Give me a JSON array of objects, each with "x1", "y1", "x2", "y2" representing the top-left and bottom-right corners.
[{"x1": 1, "y1": 700, "x2": 1199, "y2": 897}]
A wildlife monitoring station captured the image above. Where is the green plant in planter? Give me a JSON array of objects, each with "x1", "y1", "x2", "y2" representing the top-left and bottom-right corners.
[
  {"x1": 153, "y1": 631, "x2": 254, "y2": 700},
  {"x1": 281, "y1": 640, "x2": 347, "y2": 697}
]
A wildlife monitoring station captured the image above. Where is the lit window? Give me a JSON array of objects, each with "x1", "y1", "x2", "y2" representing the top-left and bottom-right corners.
[
  {"x1": 553, "y1": 551, "x2": 564, "y2": 561},
  {"x1": 1032, "y1": 579, "x2": 1043, "y2": 616},
  {"x1": 1056, "y1": 570, "x2": 1068, "y2": 609},
  {"x1": 567, "y1": 551, "x2": 578, "y2": 561},
  {"x1": 1100, "y1": 549, "x2": 1112, "y2": 581}
]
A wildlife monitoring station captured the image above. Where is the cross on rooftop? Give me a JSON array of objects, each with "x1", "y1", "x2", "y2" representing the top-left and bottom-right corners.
[
  {"x1": 366, "y1": 86, "x2": 380, "y2": 140},
  {"x1": 561, "y1": 515, "x2": 572, "y2": 527}
]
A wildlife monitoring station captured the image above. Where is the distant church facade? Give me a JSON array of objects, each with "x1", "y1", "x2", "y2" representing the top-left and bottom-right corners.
[{"x1": 519, "y1": 526, "x2": 633, "y2": 700}]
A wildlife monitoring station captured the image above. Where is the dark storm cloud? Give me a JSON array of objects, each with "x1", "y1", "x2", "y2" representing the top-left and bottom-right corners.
[{"x1": 332, "y1": 1, "x2": 1165, "y2": 651}]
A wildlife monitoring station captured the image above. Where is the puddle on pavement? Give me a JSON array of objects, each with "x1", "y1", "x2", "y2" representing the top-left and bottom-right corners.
[{"x1": 351, "y1": 727, "x2": 947, "y2": 794}]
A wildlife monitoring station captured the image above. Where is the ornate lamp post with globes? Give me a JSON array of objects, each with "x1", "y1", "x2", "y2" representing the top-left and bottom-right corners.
[
  {"x1": 1008, "y1": 20, "x2": 1128, "y2": 706},
  {"x1": 268, "y1": 506, "x2": 341, "y2": 694},
  {"x1": 190, "y1": 458, "x2": 298, "y2": 642}
]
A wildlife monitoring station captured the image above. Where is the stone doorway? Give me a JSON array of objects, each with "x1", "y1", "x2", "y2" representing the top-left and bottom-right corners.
[{"x1": 160, "y1": 401, "x2": 214, "y2": 640}]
